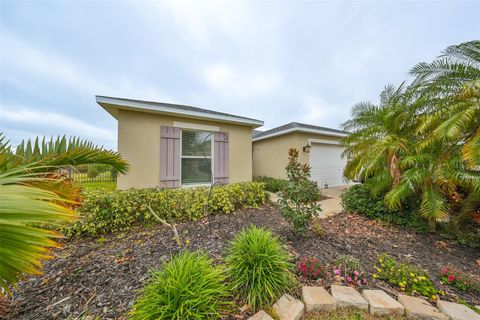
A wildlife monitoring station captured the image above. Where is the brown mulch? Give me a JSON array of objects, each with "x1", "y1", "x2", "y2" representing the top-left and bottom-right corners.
[{"x1": 7, "y1": 204, "x2": 480, "y2": 319}]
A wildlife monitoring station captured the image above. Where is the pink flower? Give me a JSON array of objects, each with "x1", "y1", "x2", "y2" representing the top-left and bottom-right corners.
[
  {"x1": 354, "y1": 271, "x2": 359, "y2": 276},
  {"x1": 347, "y1": 276, "x2": 352, "y2": 283},
  {"x1": 334, "y1": 269, "x2": 340, "y2": 275},
  {"x1": 362, "y1": 279, "x2": 367, "y2": 284},
  {"x1": 448, "y1": 275, "x2": 455, "y2": 282},
  {"x1": 441, "y1": 267, "x2": 449, "y2": 275}
]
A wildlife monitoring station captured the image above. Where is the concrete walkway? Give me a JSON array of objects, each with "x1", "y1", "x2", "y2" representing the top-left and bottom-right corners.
[
  {"x1": 266, "y1": 186, "x2": 348, "y2": 219},
  {"x1": 317, "y1": 186, "x2": 347, "y2": 218}
]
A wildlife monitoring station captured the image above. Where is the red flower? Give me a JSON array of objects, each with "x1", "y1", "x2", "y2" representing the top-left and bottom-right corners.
[{"x1": 448, "y1": 275, "x2": 455, "y2": 282}]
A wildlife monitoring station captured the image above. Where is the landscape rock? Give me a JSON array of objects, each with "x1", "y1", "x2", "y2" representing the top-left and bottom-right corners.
[
  {"x1": 273, "y1": 294, "x2": 304, "y2": 320},
  {"x1": 362, "y1": 289, "x2": 404, "y2": 316},
  {"x1": 398, "y1": 294, "x2": 448, "y2": 320},
  {"x1": 302, "y1": 286, "x2": 336, "y2": 312},
  {"x1": 249, "y1": 310, "x2": 274, "y2": 320},
  {"x1": 437, "y1": 300, "x2": 480, "y2": 320},
  {"x1": 330, "y1": 285, "x2": 368, "y2": 310}
]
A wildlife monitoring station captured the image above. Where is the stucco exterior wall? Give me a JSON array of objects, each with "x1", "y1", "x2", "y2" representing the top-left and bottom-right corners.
[
  {"x1": 252, "y1": 132, "x2": 341, "y2": 179},
  {"x1": 117, "y1": 110, "x2": 253, "y2": 189}
]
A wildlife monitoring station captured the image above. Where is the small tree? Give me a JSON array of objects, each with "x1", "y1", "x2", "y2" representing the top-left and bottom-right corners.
[{"x1": 278, "y1": 148, "x2": 321, "y2": 235}]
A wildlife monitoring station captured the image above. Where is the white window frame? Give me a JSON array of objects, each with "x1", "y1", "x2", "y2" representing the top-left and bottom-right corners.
[{"x1": 180, "y1": 129, "x2": 215, "y2": 187}]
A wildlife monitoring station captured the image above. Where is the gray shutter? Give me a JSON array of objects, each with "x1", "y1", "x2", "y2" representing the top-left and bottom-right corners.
[
  {"x1": 160, "y1": 126, "x2": 181, "y2": 188},
  {"x1": 214, "y1": 132, "x2": 229, "y2": 184}
]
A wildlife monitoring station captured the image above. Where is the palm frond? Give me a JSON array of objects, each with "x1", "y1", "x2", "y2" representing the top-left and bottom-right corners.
[{"x1": 0, "y1": 168, "x2": 77, "y2": 295}]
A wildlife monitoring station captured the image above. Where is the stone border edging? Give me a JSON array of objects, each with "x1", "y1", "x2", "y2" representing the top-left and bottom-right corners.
[{"x1": 249, "y1": 285, "x2": 480, "y2": 320}]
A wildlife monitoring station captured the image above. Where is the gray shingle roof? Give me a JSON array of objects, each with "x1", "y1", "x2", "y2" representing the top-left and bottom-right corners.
[
  {"x1": 96, "y1": 95, "x2": 264, "y2": 127},
  {"x1": 253, "y1": 122, "x2": 348, "y2": 139}
]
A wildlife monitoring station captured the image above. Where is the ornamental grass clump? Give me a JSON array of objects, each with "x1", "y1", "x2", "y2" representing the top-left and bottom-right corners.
[
  {"x1": 129, "y1": 250, "x2": 230, "y2": 320},
  {"x1": 225, "y1": 226, "x2": 295, "y2": 311},
  {"x1": 373, "y1": 253, "x2": 441, "y2": 300}
]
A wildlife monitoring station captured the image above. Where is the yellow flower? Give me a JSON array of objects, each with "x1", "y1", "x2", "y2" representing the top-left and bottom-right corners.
[
  {"x1": 431, "y1": 295, "x2": 438, "y2": 300},
  {"x1": 401, "y1": 287, "x2": 405, "y2": 291},
  {"x1": 410, "y1": 273, "x2": 415, "y2": 277},
  {"x1": 421, "y1": 276, "x2": 427, "y2": 280},
  {"x1": 373, "y1": 274, "x2": 378, "y2": 278},
  {"x1": 413, "y1": 279, "x2": 418, "y2": 283},
  {"x1": 379, "y1": 259, "x2": 383, "y2": 263}
]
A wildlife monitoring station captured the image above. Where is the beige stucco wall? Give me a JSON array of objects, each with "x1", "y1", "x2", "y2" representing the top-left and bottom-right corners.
[
  {"x1": 252, "y1": 132, "x2": 341, "y2": 179},
  {"x1": 117, "y1": 110, "x2": 254, "y2": 189}
]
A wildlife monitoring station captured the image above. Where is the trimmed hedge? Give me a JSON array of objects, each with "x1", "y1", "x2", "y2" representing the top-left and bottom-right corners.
[
  {"x1": 63, "y1": 182, "x2": 266, "y2": 237},
  {"x1": 253, "y1": 176, "x2": 287, "y2": 193},
  {"x1": 342, "y1": 184, "x2": 428, "y2": 232}
]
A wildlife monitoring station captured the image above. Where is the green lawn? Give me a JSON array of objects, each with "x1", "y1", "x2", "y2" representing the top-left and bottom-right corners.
[
  {"x1": 305, "y1": 308, "x2": 405, "y2": 320},
  {"x1": 80, "y1": 181, "x2": 116, "y2": 190},
  {"x1": 71, "y1": 171, "x2": 114, "y2": 183}
]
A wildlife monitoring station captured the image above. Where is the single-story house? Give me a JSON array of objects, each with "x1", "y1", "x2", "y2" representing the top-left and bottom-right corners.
[
  {"x1": 252, "y1": 123, "x2": 349, "y2": 188},
  {"x1": 96, "y1": 96, "x2": 263, "y2": 189},
  {"x1": 96, "y1": 96, "x2": 349, "y2": 189}
]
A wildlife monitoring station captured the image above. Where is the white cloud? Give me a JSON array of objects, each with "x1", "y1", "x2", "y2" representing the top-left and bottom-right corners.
[
  {"x1": 1, "y1": 31, "x2": 175, "y2": 103},
  {"x1": 299, "y1": 95, "x2": 350, "y2": 128},
  {"x1": 202, "y1": 63, "x2": 282, "y2": 97},
  {"x1": 158, "y1": 0, "x2": 254, "y2": 47},
  {"x1": 0, "y1": 106, "x2": 116, "y2": 144}
]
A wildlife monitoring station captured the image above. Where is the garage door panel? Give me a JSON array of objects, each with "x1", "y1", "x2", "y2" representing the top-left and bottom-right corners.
[{"x1": 310, "y1": 143, "x2": 348, "y2": 187}]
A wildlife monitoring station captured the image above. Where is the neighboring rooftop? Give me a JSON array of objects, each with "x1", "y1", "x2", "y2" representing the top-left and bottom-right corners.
[
  {"x1": 253, "y1": 122, "x2": 348, "y2": 141},
  {"x1": 96, "y1": 95, "x2": 264, "y2": 128}
]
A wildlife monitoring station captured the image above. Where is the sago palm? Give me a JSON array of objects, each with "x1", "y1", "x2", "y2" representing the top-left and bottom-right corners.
[{"x1": 0, "y1": 134, "x2": 128, "y2": 294}]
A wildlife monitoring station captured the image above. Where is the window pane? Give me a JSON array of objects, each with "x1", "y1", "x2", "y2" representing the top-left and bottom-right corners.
[
  {"x1": 181, "y1": 158, "x2": 212, "y2": 184},
  {"x1": 182, "y1": 131, "x2": 211, "y2": 156}
]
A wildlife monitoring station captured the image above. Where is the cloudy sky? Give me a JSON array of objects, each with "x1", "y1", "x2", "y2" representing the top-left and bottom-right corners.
[{"x1": 1, "y1": 1, "x2": 478, "y2": 150}]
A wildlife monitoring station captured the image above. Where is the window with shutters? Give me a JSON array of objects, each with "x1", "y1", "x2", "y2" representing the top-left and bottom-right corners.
[{"x1": 181, "y1": 130, "x2": 213, "y2": 185}]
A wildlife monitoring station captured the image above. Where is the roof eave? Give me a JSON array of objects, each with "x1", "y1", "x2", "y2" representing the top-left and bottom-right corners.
[
  {"x1": 252, "y1": 127, "x2": 348, "y2": 142},
  {"x1": 96, "y1": 96, "x2": 264, "y2": 128}
]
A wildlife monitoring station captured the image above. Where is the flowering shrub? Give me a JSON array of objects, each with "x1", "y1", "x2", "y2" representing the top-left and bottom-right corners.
[
  {"x1": 440, "y1": 266, "x2": 480, "y2": 293},
  {"x1": 298, "y1": 257, "x2": 326, "y2": 280},
  {"x1": 278, "y1": 148, "x2": 321, "y2": 236},
  {"x1": 334, "y1": 255, "x2": 367, "y2": 287},
  {"x1": 373, "y1": 254, "x2": 441, "y2": 300}
]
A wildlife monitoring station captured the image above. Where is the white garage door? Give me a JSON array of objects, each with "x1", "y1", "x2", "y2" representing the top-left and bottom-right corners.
[{"x1": 310, "y1": 142, "x2": 348, "y2": 188}]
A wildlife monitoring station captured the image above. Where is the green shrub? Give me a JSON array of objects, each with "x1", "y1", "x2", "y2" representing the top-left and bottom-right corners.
[
  {"x1": 278, "y1": 148, "x2": 321, "y2": 235},
  {"x1": 342, "y1": 185, "x2": 428, "y2": 232},
  {"x1": 129, "y1": 250, "x2": 230, "y2": 320},
  {"x1": 225, "y1": 226, "x2": 295, "y2": 311},
  {"x1": 373, "y1": 254, "x2": 441, "y2": 300},
  {"x1": 253, "y1": 176, "x2": 287, "y2": 193},
  {"x1": 63, "y1": 182, "x2": 266, "y2": 236}
]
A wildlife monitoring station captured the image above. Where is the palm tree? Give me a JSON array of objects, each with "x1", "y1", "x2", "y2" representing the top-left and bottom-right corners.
[
  {"x1": 0, "y1": 134, "x2": 128, "y2": 294},
  {"x1": 410, "y1": 40, "x2": 480, "y2": 168},
  {"x1": 342, "y1": 84, "x2": 416, "y2": 193},
  {"x1": 342, "y1": 81, "x2": 480, "y2": 228}
]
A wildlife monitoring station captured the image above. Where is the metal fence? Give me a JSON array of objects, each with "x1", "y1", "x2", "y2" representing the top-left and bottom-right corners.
[{"x1": 62, "y1": 164, "x2": 118, "y2": 183}]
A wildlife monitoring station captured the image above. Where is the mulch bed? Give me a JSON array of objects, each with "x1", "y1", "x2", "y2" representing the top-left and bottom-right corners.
[{"x1": 7, "y1": 204, "x2": 480, "y2": 319}]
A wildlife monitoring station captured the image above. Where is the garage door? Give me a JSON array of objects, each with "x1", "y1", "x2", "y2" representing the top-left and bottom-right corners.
[{"x1": 310, "y1": 142, "x2": 348, "y2": 188}]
